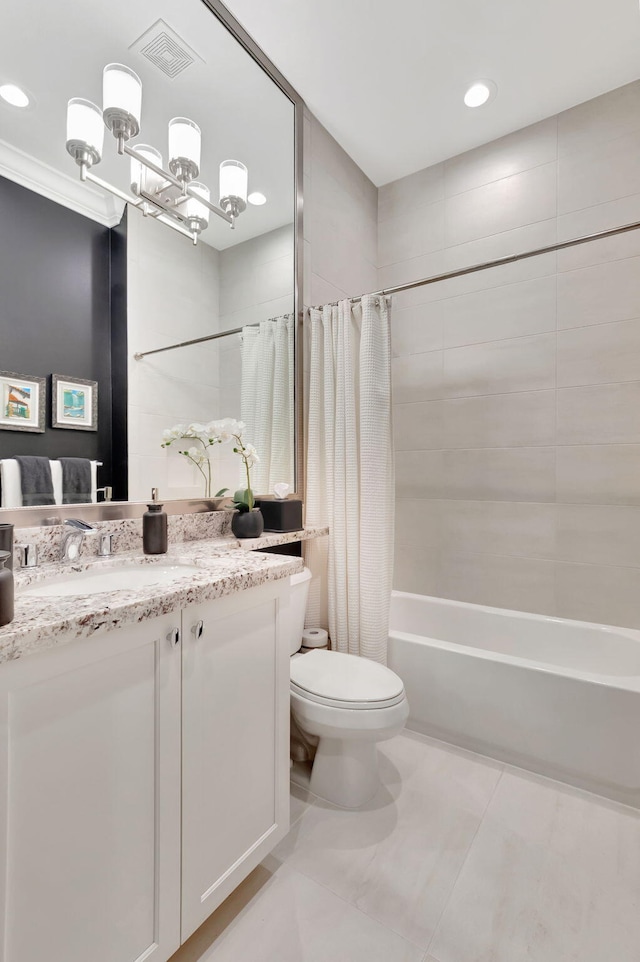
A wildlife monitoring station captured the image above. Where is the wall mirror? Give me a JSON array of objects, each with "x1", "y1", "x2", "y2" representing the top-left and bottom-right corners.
[{"x1": 0, "y1": 0, "x2": 300, "y2": 515}]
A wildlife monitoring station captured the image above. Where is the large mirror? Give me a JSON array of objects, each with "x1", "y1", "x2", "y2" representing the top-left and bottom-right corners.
[{"x1": 0, "y1": 0, "x2": 298, "y2": 511}]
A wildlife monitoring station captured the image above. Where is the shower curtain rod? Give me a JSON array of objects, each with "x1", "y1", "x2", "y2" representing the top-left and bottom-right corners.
[
  {"x1": 309, "y1": 218, "x2": 640, "y2": 311},
  {"x1": 133, "y1": 312, "x2": 294, "y2": 360}
]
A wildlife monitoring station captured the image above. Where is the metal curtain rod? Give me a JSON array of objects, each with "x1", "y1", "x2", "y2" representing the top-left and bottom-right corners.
[
  {"x1": 309, "y1": 218, "x2": 640, "y2": 310},
  {"x1": 133, "y1": 312, "x2": 296, "y2": 360}
]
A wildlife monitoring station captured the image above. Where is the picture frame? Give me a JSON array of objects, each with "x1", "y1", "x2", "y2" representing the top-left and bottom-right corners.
[
  {"x1": 0, "y1": 371, "x2": 46, "y2": 433},
  {"x1": 51, "y1": 374, "x2": 98, "y2": 432}
]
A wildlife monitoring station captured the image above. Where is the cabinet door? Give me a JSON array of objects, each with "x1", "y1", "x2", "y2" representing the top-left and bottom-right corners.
[
  {"x1": 0, "y1": 615, "x2": 182, "y2": 962},
  {"x1": 181, "y1": 580, "x2": 291, "y2": 941}
]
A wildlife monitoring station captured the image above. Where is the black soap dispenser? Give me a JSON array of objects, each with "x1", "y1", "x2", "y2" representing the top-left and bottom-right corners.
[{"x1": 143, "y1": 488, "x2": 168, "y2": 555}]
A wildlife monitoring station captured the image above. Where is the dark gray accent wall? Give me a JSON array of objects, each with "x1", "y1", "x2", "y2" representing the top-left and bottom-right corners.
[{"x1": 0, "y1": 175, "x2": 127, "y2": 499}]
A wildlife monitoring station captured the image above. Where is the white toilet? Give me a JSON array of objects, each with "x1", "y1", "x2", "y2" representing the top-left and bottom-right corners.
[{"x1": 288, "y1": 568, "x2": 409, "y2": 808}]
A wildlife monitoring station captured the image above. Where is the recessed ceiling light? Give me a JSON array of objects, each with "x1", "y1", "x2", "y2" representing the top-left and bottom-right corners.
[
  {"x1": 248, "y1": 191, "x2": 267, "y2": 206},
  {"x1": 464, "y1": 80, "x2": 496, "y2": 108},
  {"x1": 0, "y1": 83, "x2": 30, "y2": 108}
]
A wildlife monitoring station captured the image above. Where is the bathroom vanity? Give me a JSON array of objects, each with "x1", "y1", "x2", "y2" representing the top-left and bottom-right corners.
[{"x1": 0, "y1": 531, "x2": 322, "y2": 962}]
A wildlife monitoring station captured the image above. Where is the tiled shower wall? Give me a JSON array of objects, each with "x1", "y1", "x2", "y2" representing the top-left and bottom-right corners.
[{"x1": 378, "y1": 80, "x2": 640, "y2": 628}]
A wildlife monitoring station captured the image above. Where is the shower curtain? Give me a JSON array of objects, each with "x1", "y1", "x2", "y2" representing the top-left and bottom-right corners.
[
  {"x1": 305, "y1": 295, "x2": 394, "y2": 664},
  {"x1": 240, "y1": 314, "x2": 295, "y2": 493}
]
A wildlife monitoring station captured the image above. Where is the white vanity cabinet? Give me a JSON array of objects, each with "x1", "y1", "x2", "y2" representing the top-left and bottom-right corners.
[
  {"x1": 181, "y1": 583, "x2": 291, "y2": 940},
  {"x1": 0, "y1": 578, "x2": 291, "y2": 962}
]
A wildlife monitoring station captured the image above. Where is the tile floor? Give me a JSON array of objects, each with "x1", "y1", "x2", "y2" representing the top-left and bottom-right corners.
[{"x1": 171, "y1": 730, "x2": 640, "y2": 962}]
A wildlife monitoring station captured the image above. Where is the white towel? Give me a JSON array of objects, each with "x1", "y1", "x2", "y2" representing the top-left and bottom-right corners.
[
  {"x1": 0, "y1": 459, "x2": 99, "y2": 506},
  {"x1": 0, "y1": 460, "x2": 23, "y2": 508}
]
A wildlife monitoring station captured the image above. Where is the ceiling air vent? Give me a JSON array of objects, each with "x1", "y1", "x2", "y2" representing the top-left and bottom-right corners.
[{"x1": 129, "y1": 19, "x2": 202, "y2": 79}]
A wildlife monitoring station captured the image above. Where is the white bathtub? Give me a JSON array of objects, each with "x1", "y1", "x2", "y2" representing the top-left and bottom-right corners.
[{"x1": 388, "y1": 591, "x2": 640, "y2": 807}]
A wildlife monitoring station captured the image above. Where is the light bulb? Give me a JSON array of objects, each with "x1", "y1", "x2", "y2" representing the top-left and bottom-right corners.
[
  {"x1": 103, "y1": 63, "x2": 142, "y2": 141},
  {"x1": 219, "y1": 160, "x2": 248, "y2": 218},
  {"x1": 248, "y1": 191, "x2": 267, "y2": 206},
  {"x1": 168, "y1": 117, "x2": 201, "y2": 183},
  {"x1": 184, "y1": 182, "x2": 210, "y2": 233},
  {"x1": 66, "y1": 98, "x2": 104, "y2": 168}
]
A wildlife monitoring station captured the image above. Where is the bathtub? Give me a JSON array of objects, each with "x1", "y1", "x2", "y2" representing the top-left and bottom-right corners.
[{"x1": 388, "y1": 592, "x2": 640, "y2": 808}]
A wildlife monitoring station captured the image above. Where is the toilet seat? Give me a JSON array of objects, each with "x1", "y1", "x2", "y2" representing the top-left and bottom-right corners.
[{"x1": 290, "y1": 649, "x2": 406, "y2": 710}]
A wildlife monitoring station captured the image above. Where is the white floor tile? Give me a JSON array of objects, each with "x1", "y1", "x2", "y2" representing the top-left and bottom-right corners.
[
  {"x1": 170, "y1": 862, "x2": 424, "y2": 962},
  {"x1": 270, "y1": 733, "x2": 501, "y2": 949},
  {"x1": 429, "y1": 769, "x2": 640, "y2": 962}
]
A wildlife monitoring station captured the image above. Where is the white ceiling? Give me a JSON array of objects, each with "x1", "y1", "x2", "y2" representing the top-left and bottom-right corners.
[
  {"x1": 1, "y1": 0, "x2": 294, "y2": 249},
  {"x1": 223, "y1": 0, "x2": 640, "y2": 186}
]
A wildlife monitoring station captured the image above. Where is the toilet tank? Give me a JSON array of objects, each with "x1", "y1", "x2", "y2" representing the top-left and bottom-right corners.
[{"x1": 288, "y1": 567, "x2": 312, "y2": 656}]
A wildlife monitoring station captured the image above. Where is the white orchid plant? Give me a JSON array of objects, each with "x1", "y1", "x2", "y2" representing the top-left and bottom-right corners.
[{"x1": 161, "y1": 418, "x2": 260, "y2": 509}]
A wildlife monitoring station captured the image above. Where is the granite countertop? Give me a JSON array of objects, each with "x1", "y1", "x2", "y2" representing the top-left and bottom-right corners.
[{"x1": 0, "y1": 525, "x2": 328, "y2": 664}]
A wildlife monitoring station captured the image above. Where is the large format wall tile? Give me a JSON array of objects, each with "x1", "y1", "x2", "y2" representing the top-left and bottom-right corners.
[
  {"x1": 393, "y1": 401, "x2": 444, "y2": 451},
  {"x1": 440, "y1": 501, "x2": 556, "y2": 560},
  {"x1": 441, "y1": 274, "x2": 557, "y2": 349},
  {"x1": 444, "y1": 163, "x2": 557, "y2": 248},
  {"x1": 443, "y1": 334, "x2": 556, "y2": 399},
  {"x1": 444, "y1": 118, "x2": 558, "y2": 198},
  {"x1": 442, "y1": 448, "x2": 556, "y2": 503},
  {"x1": 395, "y1": 451, "x2": 445, "y2": 500},
  {"x1": 557, "y1": 318, "x2": 640, "y2": 387},
  {"x1": 555, "y1": 561, "x2": 640, "y2": 628},
  {"x1": 558, "y1": 128, "x2": 640, "y2": 215},
  {"x1": 555, "y1": 503, "x2": 640, "y2": 567},
  {"x1": 392, "y1": 351, "x2": 445, "y2": 403},
  {"x1": 441, "y1": 391, "x2": 556, "y2": 449},
  {"x1": 438, "y1": 550, "x2": 556, "y2": 615},
  {"x1": 556, "y1": 382, "x2": 640, "y2": 444},
  {"x1": 556, "y1": 444, "x2": 640, "y2": 505},
  {"x1": 556, "y1": 255, "x2": 640, "y2": 329}
]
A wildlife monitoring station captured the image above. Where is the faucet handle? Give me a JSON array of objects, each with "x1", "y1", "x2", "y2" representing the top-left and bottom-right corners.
[
  {"x1": 16, "y1": 543, "x2": 38, "y2": 568},
  {"x1": 98, "y1": 533, "x2": 114, "y2": 557}
]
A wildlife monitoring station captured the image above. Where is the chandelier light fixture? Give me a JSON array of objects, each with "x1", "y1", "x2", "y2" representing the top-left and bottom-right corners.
[{"x1": 66, "y1": 63, "x2": 249, "y2": 243}]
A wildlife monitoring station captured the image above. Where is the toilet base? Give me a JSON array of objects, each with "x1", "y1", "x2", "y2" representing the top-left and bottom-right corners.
[{"x1": 309, "y1": 737, "x2": 380, "y2": 809}]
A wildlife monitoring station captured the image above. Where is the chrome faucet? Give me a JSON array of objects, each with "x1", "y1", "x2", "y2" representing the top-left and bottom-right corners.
[{"x1": 61, "y1": 519, "x2": 96, "y2": 562}]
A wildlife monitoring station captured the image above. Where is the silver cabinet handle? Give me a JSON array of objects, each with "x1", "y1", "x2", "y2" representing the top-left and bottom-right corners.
[
  {"x1": 191, "y1": 620, "x2": 204, "y2": 640},
  {"x1": 167, "y1": 628, "x2": 180, "y2": 647}
]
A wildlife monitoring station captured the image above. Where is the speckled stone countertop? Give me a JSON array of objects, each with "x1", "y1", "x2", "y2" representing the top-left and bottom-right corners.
[{"x1": 0, "y1": 524, "x2": 328, "y2": 665}]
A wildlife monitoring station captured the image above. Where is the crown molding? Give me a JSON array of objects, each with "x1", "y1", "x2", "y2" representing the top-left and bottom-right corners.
[{"x1": 0, "y1": 138, "x2": 124, "y2": 227}]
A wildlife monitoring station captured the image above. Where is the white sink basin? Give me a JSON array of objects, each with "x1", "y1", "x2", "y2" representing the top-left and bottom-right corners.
[{"x1": 23, "y1": 564, "x2": 202, "y2": 598}]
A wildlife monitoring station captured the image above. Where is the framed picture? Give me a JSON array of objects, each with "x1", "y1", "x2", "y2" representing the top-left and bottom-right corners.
[
  {"x1": 0, "y1": 371, "x2": 46, "y2": 433},
  {"x1": 51, "y1": 374, "x2": 98, "y2": 432}
]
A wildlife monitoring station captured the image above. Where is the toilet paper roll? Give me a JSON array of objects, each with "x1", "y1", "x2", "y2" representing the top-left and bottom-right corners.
[{"x1": 301, "y1": 628, "x2": 329, "y2": 648}]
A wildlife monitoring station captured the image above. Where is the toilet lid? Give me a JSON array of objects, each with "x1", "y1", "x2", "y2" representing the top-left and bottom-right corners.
[{"x1": 290, "y1": 650, "x2": 406, "y2": 709}]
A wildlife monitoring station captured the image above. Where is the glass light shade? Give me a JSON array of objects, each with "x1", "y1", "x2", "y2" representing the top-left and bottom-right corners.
[
  {"x1": 66, "y1": 98, "x2": 104, "y2": 165},
  {"x1": 130, "y1": 144, "x2": 164, "y2": 195},
  {"x1": 219, "y1": 160, "x2": 248, "y2": 204},
  {"x1": 103, "y1": 63, "x2": 142, "y2": 125},
  {"x1": 168, "y1": 117, "x2": 201, "y2": 177},
  {"x1": 185, "y1": 182, "x2": 210, "y2": 230}
]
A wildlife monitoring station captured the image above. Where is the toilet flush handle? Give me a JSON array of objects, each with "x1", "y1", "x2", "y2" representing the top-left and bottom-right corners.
[{"x1": 191, "y1": 620, "x2": 204, "y2": 640}]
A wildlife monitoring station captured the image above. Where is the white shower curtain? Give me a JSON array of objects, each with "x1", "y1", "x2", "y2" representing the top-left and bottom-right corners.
[
  {"x1": 305, "y1": 295, "x2": 394, "y2": 664},
  {"x1": 240, "y1": 315, "x2": 295, "y2": 493}
]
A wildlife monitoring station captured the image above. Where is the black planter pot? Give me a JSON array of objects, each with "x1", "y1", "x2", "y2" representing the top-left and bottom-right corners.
[{"x1": 231, "y1": 508, "x2": 264, "y2": 539}]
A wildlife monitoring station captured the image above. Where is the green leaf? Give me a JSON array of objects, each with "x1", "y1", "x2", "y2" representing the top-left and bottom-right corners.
[{"x1": 215, "y1": 487, "x2": 229, "y2": 498}]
